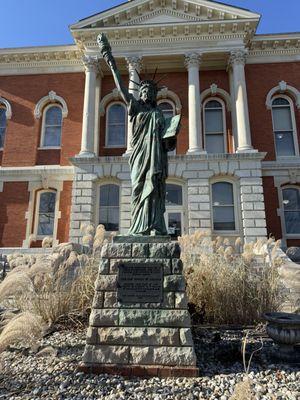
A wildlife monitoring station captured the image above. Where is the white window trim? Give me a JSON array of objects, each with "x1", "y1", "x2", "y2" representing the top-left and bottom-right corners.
[
  {"x1": 271, "y1": 94, "x2": 299, "y2": 159},
  {"x1": 0, "y1": 105, "x2": 8, "y2": 151},
  {"x1": 165, "y1": 179, "x2": 187, "y2": 236},
  {"x1": 203, "y1": 97, "x2": 227, "y2": 154},
  {"x1": 33, "y1": 189, "x2": 59, "y2": 240},
  {"x1": 40, "y1": 103, "x2": 63, "y2": 148},
  {"x1": 210, "y1": 178, "x2": 240, "y2": 236},
  {"x1": 105, "y1": 101, "x2": 127, "y2": 148},
  {"x1": 280, "y1": 185, "x2": 300, "y2": 239},
  {"x1": 96, "y1": 181, "x2": 121, "y2": 232}
]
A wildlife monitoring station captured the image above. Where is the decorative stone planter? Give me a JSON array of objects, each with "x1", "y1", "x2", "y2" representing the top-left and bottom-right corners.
[{"x1": 263, "y1": 312, "x2": 300, "y2": 362}]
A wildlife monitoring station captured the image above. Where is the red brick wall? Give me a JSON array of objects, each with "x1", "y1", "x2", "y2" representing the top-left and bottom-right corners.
[
  {"x1": 246, "y1": 62, "x2": 300, "y2": 160},
  {"x1": 57, "y1": 181, "x2": 72, "y2": 243},
  {"x1": 0, "y1": 182, "x2": 29, "y2": 247},
  {"x1": 0, "y1": 73, "x2": 84, "y2": 167},
  {"x1": 262, "y1": 176, "x2": 282, "y2": 239}
]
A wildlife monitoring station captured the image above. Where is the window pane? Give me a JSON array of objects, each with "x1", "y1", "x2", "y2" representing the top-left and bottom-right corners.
[
  {"x1": 213, "y1": 206, "x2": 235, "y2": 230},
  {"x1": 0, "y1": 127, "x2": 5, "y2": 148},
  {"x1": 272, "y1": 107, "x2": 292, "y2": 131},
  {"x1": 0, "y1": 109, "x2": 6, "y2": 128},
  {"x1": 99, "y1": 184, "x2": 120, "y2": 231},
  {"x1": 283, "y1": 189, "x2": 300, "y2": 210},
  {"x1": 205, "y1": 100, "x2": 222, "y2": 109},
  {"x1": 206, "y1": 134, "x2": 225, "y2": 154},
  {"x1": 45, "y1": 106, "x2": 62, "y2": 126},
  {"x1": 275, "y1": 131, "x2": 295, "y2": 156},
  {"x1": 39, "y1": 192, "x2": 56, "y2": 213},
  {"x1": 158, "y1": 102, "x2": 174, "y2": 119},
  {"x1": 44, "y1": 126, "x2": 61, "y2": 147},
  {"x1": 100, "y1": 185, "x2": 119, "y2": 207},
  {"x1": 166, "y1": 184, "x2": 182, "y2": 206},
  {"x1": 108, "y1": 104, "x2": 126, "y2": 124},
  {"x1": 205, "y1": 109, "x2": 223, "y2": 133},
  {"x1": 38, "y1": 192, "x2": 56, "y2": 236},
  {"x1": 212, "y1": 182, "x2": 234, "y2": 206},
  {"x1": 167, "y1": 212, "x2": 182, "y2": 238},
  {"x1": 273, "y1": 98, "x2": 289, "y2": 106},
  {"x1": 285, "y1": 211, "x2": 300, "y2": 234},
  {"x1": 107, "y1": 125, "x2": 126, "y2": 146}
]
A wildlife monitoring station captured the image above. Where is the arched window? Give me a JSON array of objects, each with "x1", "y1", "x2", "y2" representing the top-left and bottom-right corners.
[
  {"x1": 212, "y1": 182, "x2": 235, "y2": 231},
  {"x1": 204, "y1": 99, "x2": 226, "y2": 154},
  {"x1": 158, "y1": 100, "x2": 175, "y2": 119},
  {"x1": 282, "y1": 187, "x2": 300, "y2": 234},
  {"x1": 35, "y1": 190, "x2": 57, "y2": 236},
  {"x1": 99, "y1": 184, "x2": 120, "y2": 231},
  {"x1": 41, "y1": 104, "x2": 63, "y2": 147},
  {"x1": 0, "y1": 107, "x2": 6, "y2": 149},
  {"x1": 271, "y1": 97, "x2": 298, "y2": 157},
  {"x1": 165, "y1": 183, "x2": 183, "y2": 238},
  {"x1": 106, "y1": 103, "x2": 126, "y2": 147}
]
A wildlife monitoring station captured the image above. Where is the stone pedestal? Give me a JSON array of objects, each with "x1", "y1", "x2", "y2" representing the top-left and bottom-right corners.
[{"x1": 79, "y1": 238, "x2": 198, "y2": 377}]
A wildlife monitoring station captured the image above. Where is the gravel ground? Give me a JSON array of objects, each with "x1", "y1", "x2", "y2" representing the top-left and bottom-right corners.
[{"x1": 0, "y1": 326, "x2": 299, "y2": 400}]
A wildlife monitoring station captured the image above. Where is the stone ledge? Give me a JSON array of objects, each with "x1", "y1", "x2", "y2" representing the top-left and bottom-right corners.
[{"x1": 78, "y1": 363, "x2": 199, "y2": 378}]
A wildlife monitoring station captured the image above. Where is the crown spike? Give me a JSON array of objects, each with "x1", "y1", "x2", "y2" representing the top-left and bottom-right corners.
[
  {"x1": 135, "y1": 69, "x2": 142, "y2": 81},
  {"x1": 129, "y1": 79, "x2": 141, "y2": 86},
  {"x1": 155, "y1": 74, "x2": 167, "y2": 85},
  {"x1": 152, "y1": 66, "x2": 158, "y2": 81}
]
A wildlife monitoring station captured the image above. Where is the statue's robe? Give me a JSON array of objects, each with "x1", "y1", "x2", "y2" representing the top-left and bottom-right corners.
[{"x1": 128, "y1": 98, "x2": 171, "y2": 236}]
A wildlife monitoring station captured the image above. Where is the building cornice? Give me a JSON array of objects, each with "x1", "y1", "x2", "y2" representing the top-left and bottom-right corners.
[{"x1": 0, "y1": 165, "x2": 74, "y2": 181}]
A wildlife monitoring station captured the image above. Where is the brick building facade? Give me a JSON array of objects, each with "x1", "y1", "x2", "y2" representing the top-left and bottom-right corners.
[{"x1": 1, "y1": 0, "x2": 300, "y2": 249}]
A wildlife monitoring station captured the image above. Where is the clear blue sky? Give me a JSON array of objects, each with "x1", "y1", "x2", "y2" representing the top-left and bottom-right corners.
[{"x1": 0, "y1": 0, "x2": 299, "y2": 49}]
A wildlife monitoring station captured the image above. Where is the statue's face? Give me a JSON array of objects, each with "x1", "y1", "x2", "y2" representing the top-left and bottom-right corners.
[{"x1": 140, "y1": 84, "x2": 157, "y2": 103}]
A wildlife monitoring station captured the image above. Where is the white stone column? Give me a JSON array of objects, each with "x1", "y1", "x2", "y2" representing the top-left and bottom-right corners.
[
  {"x1": 185, "y1": 53, "x2": 204, "y2": 154},
  {"x1": 94, "y1": 73, "x2": 102, "y2": 155},
  {"x1": 79, "y1": 56, "x2": 101, "y2": 157},
  {"x1": 228, "y1": 50, "x2": 254, "y2": 153},
  {"x1": 124, "y1": 56, "x2": 142, "y2": 156}
]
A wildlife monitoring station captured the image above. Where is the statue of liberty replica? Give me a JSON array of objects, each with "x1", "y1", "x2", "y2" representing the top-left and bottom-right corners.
[
  {"x1": 80, "y1": 34, "x2": 197, "y2": 378},
  {"x1": 98, "y1": 33, "x2": 181, "y2": 236}
]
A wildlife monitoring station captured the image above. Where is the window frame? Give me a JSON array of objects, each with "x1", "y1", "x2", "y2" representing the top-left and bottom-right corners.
[
  {"x1": 105, "y1": 101, "x2": 127, "y2": 148},
  {"x1": 164, "y1": 180, "x2": 186, "y2": 237},
  {"x1": 271, "y1": 94, "x2": 299, "y2": 159},
  {"x1": 203, "y1": 97, "x2": 227, "y2": 154},
  {"x1": 96, "y1": 182, "x2": 121, "y2": 232},
  {"x1": 39, "y1": 103, "x2": 63, "y2": 149},
  {"x1": 210, "y1": 178, "x2": 240, "y2": 235},
  {"x1": 33, "y1": 189, "x2": 58, "y2": 239},
  {"x1": 280, "y1": 185, "x2": 300, "y2": 238},
  {"x1": 0, "y1": 105, "x2": 7, "y2": 150}
]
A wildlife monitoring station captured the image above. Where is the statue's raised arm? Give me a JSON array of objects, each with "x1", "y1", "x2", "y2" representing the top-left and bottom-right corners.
[{"x1": 97, "y1": 33, "x2": 131, "y2": 105}]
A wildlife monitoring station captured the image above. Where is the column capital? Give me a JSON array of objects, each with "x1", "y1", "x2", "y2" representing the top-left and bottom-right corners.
[
  {"x1": 184, "y1": 53, "x2": 202, "y2": 69},
  {"x1": 82, "y1": 55, "x2": 101, "y2": 73},
  {"x1": 126, "y1": 56, "x2": 143, "y2": 72},
  {"x1": 228, "y1": 49, "x2": 248, "y2": 68}
]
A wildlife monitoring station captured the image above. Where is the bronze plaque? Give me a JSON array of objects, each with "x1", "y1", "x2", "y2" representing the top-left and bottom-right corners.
[{"x1": 117, "y1": 262, "x2": 163, "y2": 304}]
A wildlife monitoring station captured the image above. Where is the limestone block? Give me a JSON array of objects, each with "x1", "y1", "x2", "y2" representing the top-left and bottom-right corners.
[
  {"x1": 109, "y1": 259, "x2": 122, "y2": 274},
  {"x1": 89, "y1": 309, "x2": 118, "y2": 327},
  {"x1": 83, "y1": 345, "x2": 129, "y2": 364},
  {"x1": 180, "y1": 328, "x2": 193, "y2": 346},
  {"x1": 132, "y1": 243, "x2": 149, "y2": 258},
  {"x1": 99, "y1": 259, "x2": 109, "y2": 274},
  {"x1": 149, "y1": 244, "x2": 168, "y2": 258},
  {"x1": 130, "y1": 346, "x2": 196, "y2": 366},
  {"x1": 172, "y1": 259, "x2": 183, "y2": 274},
  {"x1": 95, "y1": 275, "x2": 117, "y2": 291},
  {"x1": 118, "y1": 309, "x2": 190, "y2": 327},
  {"x1": 164, "y1": 276, "x2": 186, "y2": 292},
  {"x1": 101, "y1": 243, "x2": 132, "y2": 258},
  {"x1": 87, "y1": 327, "x2": 180, "y2": 346},
  {"x1": 104, "y1": 292, "x2": 118, "y2": 308},
  {"x1": 175, "y1": 292, "x2": 188, "y2": 309},
  {"x1": 166, "y1": 242, "x2": 181, "y2": 259},
  {"x1": 243, "y1": 227, "x2": 267, "y2": 236},
  {"x1": 92, "y1": 292, "x2": 104, "y2": 308},
  {"x1": 109, "y1": 258, "x2": 170, "y2": 275}
]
